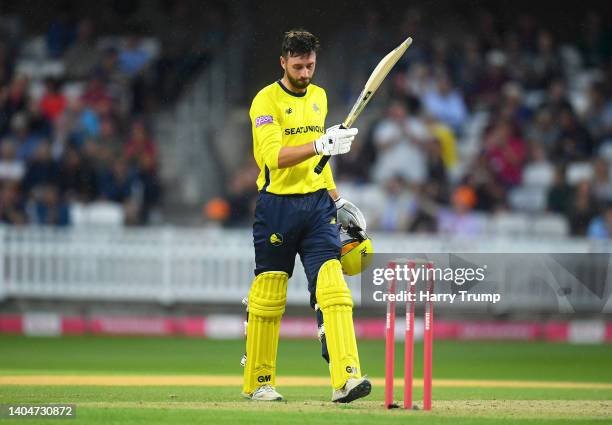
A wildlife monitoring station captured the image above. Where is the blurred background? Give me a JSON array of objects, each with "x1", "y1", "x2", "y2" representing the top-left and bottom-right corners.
[{"x1": 0, "y1": 0, "x2": 611, "y2": 343}]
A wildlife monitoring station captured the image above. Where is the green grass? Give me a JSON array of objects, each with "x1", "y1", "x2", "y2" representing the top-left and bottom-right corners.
[
  {"x1": 0, "y1": 336, "x2": 611, "y2": 424},
  {"x1": 1, "y1": 336, "x2": 611, "y2": 382}
]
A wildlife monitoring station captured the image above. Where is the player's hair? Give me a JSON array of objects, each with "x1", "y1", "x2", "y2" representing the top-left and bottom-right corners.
[{"x1": 281, "y1": 29, "x2": 320, "y2": 58}]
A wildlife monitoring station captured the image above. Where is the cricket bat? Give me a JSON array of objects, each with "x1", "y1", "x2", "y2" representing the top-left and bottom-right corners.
[{"x1": 314, "y1": 36, "x2": 413, "y2": 174}]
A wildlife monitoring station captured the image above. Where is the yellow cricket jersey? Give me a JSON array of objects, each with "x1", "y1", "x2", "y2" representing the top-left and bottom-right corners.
[{"x1": 250, "y1": 80, "x2": 336, "y2": 195}]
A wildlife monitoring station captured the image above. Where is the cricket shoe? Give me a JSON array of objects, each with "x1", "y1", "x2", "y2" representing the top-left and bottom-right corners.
[
  {"x1": 243, "y1": 384, "x2": 284, "y2": 401},
  {"x1": 332, "y1": 377, "x2": 371, "y2": 403}
]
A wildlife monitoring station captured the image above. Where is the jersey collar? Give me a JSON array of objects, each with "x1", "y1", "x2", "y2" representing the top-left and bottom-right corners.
[{"x1": 277, "y1": 80, "x2": 307, "y2": 97}]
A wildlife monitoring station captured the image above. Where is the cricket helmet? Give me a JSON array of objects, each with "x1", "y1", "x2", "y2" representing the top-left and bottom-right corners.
[{"x1": 340, "y1": 227, "x2": 373, "y2": 276}]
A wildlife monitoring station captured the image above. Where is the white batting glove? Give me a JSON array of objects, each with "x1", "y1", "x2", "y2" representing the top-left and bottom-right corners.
[
  {"x1": 313, "y1": 126, "x2": 358, "y2": 156},
  {"x1": 335, "y1": 197, "x2": 367, "y2": 232}
]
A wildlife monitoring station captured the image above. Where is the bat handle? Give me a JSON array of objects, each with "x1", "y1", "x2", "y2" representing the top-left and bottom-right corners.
[
  {"x1": 314, "y1": 124, "x2": 346, "y2": 174},
  {"x1": 314, "y1": 156, "x2": 330, "y2": 174}
]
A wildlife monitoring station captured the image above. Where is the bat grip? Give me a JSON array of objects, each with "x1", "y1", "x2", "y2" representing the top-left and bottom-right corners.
[{"x1": 314, "y1": 124, "x2": 346, "y2": 174}]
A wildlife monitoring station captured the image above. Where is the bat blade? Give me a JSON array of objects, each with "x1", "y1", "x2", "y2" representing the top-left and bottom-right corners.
[{"x1": 314, "y1": 37, "x2": 412, "y2": 174}]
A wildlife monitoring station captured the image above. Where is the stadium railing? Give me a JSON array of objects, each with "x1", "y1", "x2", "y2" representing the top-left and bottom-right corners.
[{"x1": 0, "y1": 226, "x2": 609, "y2": 313}]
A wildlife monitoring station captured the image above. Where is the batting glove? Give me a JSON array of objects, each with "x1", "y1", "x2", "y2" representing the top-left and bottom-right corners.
[
  {"x1": 335, "y1": 197, "x2": 367, "y2": 232},
  {"x1": 313, "y1": 126, "x2": 358, "y2": 156}
]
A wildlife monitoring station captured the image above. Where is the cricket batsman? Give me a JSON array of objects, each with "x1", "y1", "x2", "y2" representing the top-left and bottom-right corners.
[{"x1": 242, "y1": 29, "x2": 371, "y2": 403}]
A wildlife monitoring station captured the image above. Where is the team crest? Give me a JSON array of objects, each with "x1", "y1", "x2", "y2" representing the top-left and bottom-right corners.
[{"x1": 270, "y1": 233, "x2": 283, "y2": 246}]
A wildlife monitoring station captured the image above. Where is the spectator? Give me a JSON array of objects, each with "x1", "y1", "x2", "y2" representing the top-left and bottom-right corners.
[
  {"x1": 587, "y1": 202, "x2": 612, "y2": 239},
  {"x1": 437, "y1": 185, "x2": 485, "y2": 237},
  {"x1": 483, "y1": 120, "x2": 527, "y2": 187},
  {"x1": 473, "y1": 50, "x2": 509, "y2": 109},
  {"x1": 57, "y1": 147, "x2": 98, "y2": 202},
  {"x1": 455, "y1": 36, "x2": 484, "y2": 105},
  {"x1": 0, "y1": 41, "x2": 13, "y2": 87},
  {"x1": 62, "y1": 98, "x2": 100, "y2": 147},
  {"x1": 22, "y1": 142, "x2": 58, "y2": 195},
  {"x1": 123, "y1": 198, "x2": 142, "y2": 226},
  {"x1": 95, "y1": 47, "x2": 124, "y2": 88},
  {"x1": 0, "y1": 74, "x2": 29, "y2": 135},
  {"x1": 422, "y1": 71, "x2": 468, "y2": 134},
  {"x1": 579, "y1": 11, "x2": 609, "y2": 68},
  {"x1": 334, "y1": 136, "x2": 371, "y2": 183},
  {"x1": 0, "y1": 139, "x2": 24, "y2": 182},
  {"x1": 28, "y1": 184, "x2": 70, "y2": 226},
  {"x1": 224, "y1": 162, "x2": 258, "y2": 227},
  {"x1": 503, "y1": 32, "x2": 530, "y2": 83},
  {"x1": 45, "y1": 12, "x2": 76, "y2": 59},
  {"x1": 568, "y1": 180, "x2": 598, "y2": 235},
  {"x1": 547, "y1": 165, "x2": 572, "y2": 214},
  {"x1": 552, "y1": 106, "x2": 594, "y2": 161},
  {"x1": 422, "y1": 136, "x2": 449, "y2": 203},
  {"x1": 97, "y1": 117, "x2": 123, "y2": 157},
  {"x1": 80, "y1": 73, "x2": 113, "y2": 108},
  {"x1": 371, "y1": 100, "x2": 430, "y2": 184},
  {"x1": 374, "y1": 175, "x2": 415, "y2": 232},
  {"x1": 135, "y1": 154, "x2": 162, "y2": 224},
  {"x1": 526, "y1": 107, "x2": 560, "y2": 153},
  {"x1": 0, "y1": 181, "x2": 27, "y2": 225},
  {"x1": 424, "y1": 114, "x2": 458, "y2": 171},
  {"x1": 39, "y1": 78, "x2": 67, "y2": 122},
  {"x1": 123, "y1": 120, "x2": 157, "y2": 168},
  {"x1": 497, "y1": 82, "x2": 532, "y2": 126},
  {"x1": 466, "y1": 157, "x2": 507, "y2": 212},
  {"x1": 522, "y1": 142, "x2": 554, "y2": 187},
  {"x1": 592, "y1": 158, "x2": 612, "y2": 203},
  {"x1": 583, "y1": 82, "x2": 612, "y2": 144},
  {"x1": 62, "y1": 19, "x2": 98, "y2": 80},
  {"x1": 526, "y1": 30, "x2": 562, "y2": 90},
  {"x1": 11, "y1": 113, "x2": 43, "y2": 161},
  {"x1": 98, "y1": 159, "x2": 135, "y2": 203},
  {"x1": 119, "y1": 37, "x2": 152, "y2": 77},
  {"x1": 27, "y1": 98, "x2": 52, "y2": 140}
]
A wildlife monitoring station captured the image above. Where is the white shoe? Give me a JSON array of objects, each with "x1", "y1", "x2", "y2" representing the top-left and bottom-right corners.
[
  {"x1": 243, "y1": 384, "x2": 284, "y2": 401},
  {"x1": 332, "y1": 377, "x2": 372, "y2": 403}
]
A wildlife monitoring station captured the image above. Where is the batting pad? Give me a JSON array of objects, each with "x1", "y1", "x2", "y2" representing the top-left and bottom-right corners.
[
  {"x1": 243, "y1": 271, "x2": 288, "y2": 394},
  {"x1": 316, "y1": 259, "x2": 361, "y2": 389}
]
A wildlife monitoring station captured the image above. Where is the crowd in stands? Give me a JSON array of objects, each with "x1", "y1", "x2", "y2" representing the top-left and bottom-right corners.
[
  {"x1": 0, "y1": 2, "x2": 230, "y2": 227},
  {"x1": 221, "y1": 8, "x2": 612, "y2": 239}
]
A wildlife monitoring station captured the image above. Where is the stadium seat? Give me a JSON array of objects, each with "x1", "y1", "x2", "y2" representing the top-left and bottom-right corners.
[
  {"x1": 71, "y1": 202, "x2": 124, "y2": 227},
  {"x1": 529, "y1": 214, "x2": 570, "y2": 237},
  {"x1": 522, "y1": 162, "x2": 555, "y2": 188},
  {"x1": 20, "y1": 35, "x2": 47, "y2": 60},
  {"x1": 598, "y1": 141, "x2": 612, "y2": 162},
  {"x1": 508, "y1": 186, "x2": 548, "y2": 212},
  {"x1": 62, "y1": 81, "x2": 86, "y2": 102},
  {"x1": 566, "y1": 162, "x2": 594, "y2": 185},
  {"x1": 487, "y1": 212, "x2": 530, "y2": 236},
  {"x1": 336, "y1": 182, "x2": 386, "y2": 220}
]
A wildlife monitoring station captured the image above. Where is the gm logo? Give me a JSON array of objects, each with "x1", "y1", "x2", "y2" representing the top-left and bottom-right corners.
[
  {"x1": 269, "y1": 233, "x2": 283, "y2": 246},
  {"x1": 257, "y1": 374, "x2": 272, "y2": 383},
  {"x1": 345, "y1": 366, "x2": 358, "y2": 374}
]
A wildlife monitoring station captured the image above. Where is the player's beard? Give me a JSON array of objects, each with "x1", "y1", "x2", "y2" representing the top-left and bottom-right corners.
[{"x1": 287, "y1": 73, "x2": 311, "y2": 90}]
